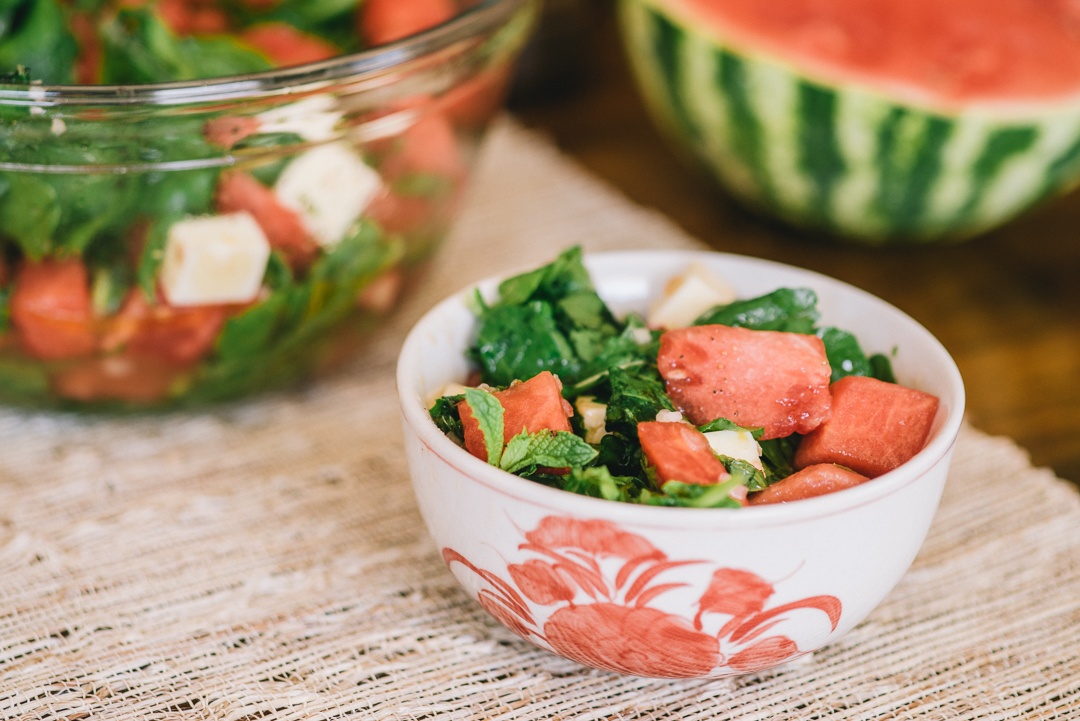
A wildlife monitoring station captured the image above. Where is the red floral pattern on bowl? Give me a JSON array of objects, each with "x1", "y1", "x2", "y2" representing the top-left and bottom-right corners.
[{"x1": 444, "y1": 515, "x2": 841, "y2": 678}]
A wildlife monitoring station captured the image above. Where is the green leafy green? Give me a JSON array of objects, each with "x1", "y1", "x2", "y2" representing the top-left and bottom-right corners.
[
  {"x1": 758, "y1": 435, "x2": 799, "y2": 484},
  {"x1": 819, "y1": 326, "x2": 873, "y2": 381},
  {"x1": 697, "y1": 417, "x2": 763, "y2": 437},
  {"x1": 640, "y1": 478, "x2": 745, "y2": 509},
  {"x1": 0, "y1": 0, "x2": 78, "y2": 83},
  {"x1": 558, "y1": 466, "x2": 642, "y2": 503},
  {"x1": 870, "y1": 352, "x2": 896, "y2": 383},
  {"x1": 693, "y1": 287, "x2": 819, "y2": 333},
  {"x1": 252, "y1": 0, "x2": 361, "y2": 52},
  {"x1": 0, "y1": 173, "x2": 60, "y2": 259},
  {"x1": 0, "y1": 283, "x2": 10, "y2": 333},
  {"x1": 471, "y1": 247, "x2": 646, "y2": 388},
  {"x1": 471, "y1": 301, "x2": 581, "y2": 387},
  {"x1": 432, "y1": 247, "x2": 912, "y2": 507},
  {"x1": 100, "y1": 8, "x2": 272, "y2": 84},
  {"x1": 429, "y1": 394, "x2": 464, "y2": 441},
  {"x1": 605, "y1": 365, "x2": 674, "y2": 428}
]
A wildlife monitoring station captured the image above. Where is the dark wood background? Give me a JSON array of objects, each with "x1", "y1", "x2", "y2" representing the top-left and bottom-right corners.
[{"x1": 509, "y1": 1, "x2": 1080, "y2": 489}]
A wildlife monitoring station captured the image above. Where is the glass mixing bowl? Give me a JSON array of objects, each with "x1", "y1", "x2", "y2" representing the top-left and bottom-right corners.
[{"x1": 0, "y1": 0, "x2": 537, "y2": 410}]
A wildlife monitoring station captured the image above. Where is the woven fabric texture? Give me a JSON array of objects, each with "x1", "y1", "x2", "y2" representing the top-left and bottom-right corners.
[{"x1": 1, "y1": 119, "x2": 1078, "y2": 721}]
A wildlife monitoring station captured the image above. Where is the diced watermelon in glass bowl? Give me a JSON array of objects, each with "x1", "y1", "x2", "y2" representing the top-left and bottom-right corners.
[
  {"x1": 617, "y1": 0, "x2": 1080, "y2": 244},
  {"x1": 0, "y1": 0, "x2": 538, "y2": 410},
  {"x1": 396, "y1": 248, "x2": 965, "y2": 679}
]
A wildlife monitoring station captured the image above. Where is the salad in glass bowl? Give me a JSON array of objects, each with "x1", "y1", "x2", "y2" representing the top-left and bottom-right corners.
[{"x1": 0, "y1": 0, "x2": 537, "y2": 409}]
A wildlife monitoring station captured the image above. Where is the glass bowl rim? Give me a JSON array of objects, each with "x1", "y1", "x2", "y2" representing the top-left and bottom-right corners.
[{"x1": 0, "y1": 0, "x2": 533, "y2": 107}]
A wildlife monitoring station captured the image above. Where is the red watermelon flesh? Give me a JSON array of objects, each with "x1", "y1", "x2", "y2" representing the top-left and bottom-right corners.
[
  {"x1": 748, "y1": 463, "x2": 869, "y2": 505},
  {"x1": 657, "y1": 324, "x2": 832, "y2": 439},
  {"x1": 638, "y1": 421, "x2": 730, "y2": 487},
  {"x1": 794, "y1": 375, "x2": 940, "y2": 478},
  {"x1": 459, "y1": 371, "x2": 574, "y2": 462},
  {"x1": 664, "y1": 0, "x2": 1080, "y2": 109}
]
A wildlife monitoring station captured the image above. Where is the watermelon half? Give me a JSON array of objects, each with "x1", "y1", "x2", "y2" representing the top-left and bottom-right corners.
[{"x1": 618, "y1": 0, "x2": 1080, "y2": 243}]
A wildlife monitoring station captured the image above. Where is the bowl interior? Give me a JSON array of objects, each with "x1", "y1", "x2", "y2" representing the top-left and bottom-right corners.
[{"x1": 397, "y1": 249, "x2": 966, "y2": 521}]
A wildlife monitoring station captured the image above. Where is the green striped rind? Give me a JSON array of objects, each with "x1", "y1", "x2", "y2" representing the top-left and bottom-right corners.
[{"x1": 618, "y1": 0, "x2": 1080, "y2": 243}]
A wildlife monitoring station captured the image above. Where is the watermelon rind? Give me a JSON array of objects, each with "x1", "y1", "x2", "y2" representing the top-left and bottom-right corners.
[{"x1": 618, "y1": 0, "x2": 1080, "y2": 243}]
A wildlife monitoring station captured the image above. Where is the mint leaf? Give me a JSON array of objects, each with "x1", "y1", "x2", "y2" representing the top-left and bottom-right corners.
[
  {"x1": 464, "y1": 388, "x2": 504, "y2": 467},
  {"x1": 500, "y1": 429, "x2": 599, "y2": 474}
]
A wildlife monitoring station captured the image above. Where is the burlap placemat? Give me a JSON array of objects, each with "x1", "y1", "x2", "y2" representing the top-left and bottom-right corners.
[{"x1": 1, "y1": 119, "x2": 1078, "y2": 721}]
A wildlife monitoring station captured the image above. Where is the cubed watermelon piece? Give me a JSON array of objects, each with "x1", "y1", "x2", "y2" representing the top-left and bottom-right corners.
[
  {"x1": 458, "y1": 371, "x2": 573, "y2": 462},
  {"x1": 794, "y1": 375, "x2": 940, "y2": 477},
  {"x1": 10, "y1": 259, "x2": 97, "y2": 361},
  {"x1": 658, "y1": 324, "x2": 832, "y2": 439},
  {"x1": 638, "y1": 421, "x2": 730, "y2": 487},
  {"x1": 747, "y1": 463, "x2": 869, "y2": 505}
]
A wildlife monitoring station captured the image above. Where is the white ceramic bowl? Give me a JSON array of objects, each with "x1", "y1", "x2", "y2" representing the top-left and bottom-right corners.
[{"x1": 396, "y1": 249, "x2": 965, "y2": 679}]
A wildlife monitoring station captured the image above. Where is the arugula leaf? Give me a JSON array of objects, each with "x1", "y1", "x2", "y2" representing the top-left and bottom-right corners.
[
  {"x1": 0, "y1": 283, "x2": 10, "y2": 333},
  {"x1": 593, "y1": 429, "x2": 645, "y2": 480},
  {"x1": 470, "y1": 247, "x2": 631, "y2": 388},
  {"x1": 257, "y1": 0, "x2": 361, "y2": 51},
  {"x1": 500, "y1": 429, "x2": 598, "y2": 474},
  {"x1": 640, "y1": 478, "x2": 745, "y2": 509},
  {"x1": 90, "y1": 263, "x2": 131, "y2": 316},
  {"x1": 818, "y1": 326, "x2": 873, "y2": 381},
  {"x1": 495, "y1": 246, "x2": 597, "y2": 307},
  {"x1": 605, "y1": 365, "x2": 674, "y2": 428},
  {"x1": 697, "y1": 417, "x2": 763, "y2": 437},
  {"x1": 100, "y1": 8, "x2": 271, "y2": 84},
  {"x1": 0, "y1": 173, "x2": 59, "y2": 260},
  {"x1": 470, "y1": 301, "x2": 580, "y2": 387},
  {"x1": 214, "y1": 292, "x2": 289, "y2": 360},
  {"x1": 817, "y1": 326, "x2": 897, "y2": 383},
  {"x1": 428, "y1": 394, "x2": 464, "y2": 441},
  {"x1": 758, "y1": 435, "x2": 799, "y2": 483},
  {"x1": 693, "y1": 287, "x2": 820, "y2": 333},
  {"x1": 0, "y1": 0, "x2": 78, "y2": 84},
  {"x1": 464, "y1": 387, "x2": 504, "y2": 467},
  {"x1": 576, "y1": 315, "x2": 659, "y2": 387},
  {"x1": 722, "y1": 458, "x2": 768, "y2": 493},
  {"x1": 135, "y1": 217, "x2": 172, "y2": 300},
  {"x1": 870, "y1": 352, "x2": 896, "y2": 383},
  {"x1": 559, "y1": 466, "x2": 642, "y2": 502}
]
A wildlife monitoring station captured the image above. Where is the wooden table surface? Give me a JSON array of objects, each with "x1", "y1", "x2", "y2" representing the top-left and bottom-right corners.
[{"x1": 509, "y1": 1, "x2": 1080, "y2": 490}]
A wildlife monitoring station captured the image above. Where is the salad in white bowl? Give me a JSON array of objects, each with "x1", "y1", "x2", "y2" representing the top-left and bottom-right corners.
[{"x1": 396, "y1": 248, "x2": 964, "y2": 678}]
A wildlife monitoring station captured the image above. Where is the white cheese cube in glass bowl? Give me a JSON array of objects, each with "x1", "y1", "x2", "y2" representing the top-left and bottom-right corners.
[
  {"x1": 160, "y1": 213, "x2": 271, "y2": 307},
  {"x1": 274, "y1": 143, "x2": 383, "y2": 247}
]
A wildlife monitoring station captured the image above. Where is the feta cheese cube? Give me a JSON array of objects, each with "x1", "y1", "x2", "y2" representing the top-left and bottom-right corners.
[
  {"x1": 655, "y1": 409, "x2": 685, "y2": 423},
  {"x1": 575, "y1": 396, "x2": 609, "y2": 444},
  {"x1": 160, "y1": 212, "x2": 271, "y2": 307},
  {"x1": 647, "y1": 261, "x2": 737, "y2": 329},
  {"x1": 274, "y1": 142, "x2": 381, "y2": 247},
  {"x1": 703, "y1": 429, "x2": 764, "y2": 471},
  {"x1": 255, "y1": 95, "x2": 343, "y2": 142}
]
